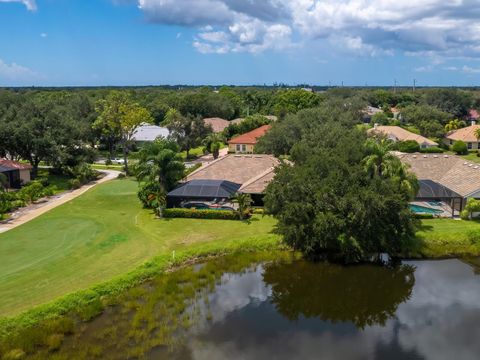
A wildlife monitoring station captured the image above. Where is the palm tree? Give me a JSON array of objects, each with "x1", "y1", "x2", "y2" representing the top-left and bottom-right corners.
[
  {"x1": 362, "y1": 138, "x2": 397, "y2": 178},
  {"x1": 203, "y1": 133, "x2": 225, "y2": 160},
  {"x1": 363, "y1": 139, "x2": 419, "y2": 199},
  {"x1": 383, "y1": 159, "x2": 419, "y2": 200},
  {"x1": 135, "y1": 139, "x2": 185, "y2": 191},
  {"x1": 474, "y1": 127, "x2": 480, "y2": 143},
  {"x1": 231, "y1": 192, "x2": 253, "y2": 220},
  {"x1": 445, "y1": 119, "x2": 460, "y2": 132}
]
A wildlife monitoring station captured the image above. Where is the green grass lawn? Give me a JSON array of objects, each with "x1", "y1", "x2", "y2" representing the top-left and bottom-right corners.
[
  {"x1": 3, "y1": 177, "x2": 480, "y2": 319},
  {"x1": 460, "y1": 152, "x2": 480, "y2": 163},
  {"x1": 415, "y1": 219, "x2": 480, "y2": 257},
  {"x1": 180, "y1": 146, "x2": 206, "y2": 160},
  {"x1": 91, "y1": 163, "x2": 124, "y2": 171},
  {"x1": 0, "y1": 179, "x2": 278, "y2": 317}
]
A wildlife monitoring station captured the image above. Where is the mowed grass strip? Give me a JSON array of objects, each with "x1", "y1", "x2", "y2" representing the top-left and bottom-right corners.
[
  {"x1": 0, "y1": 179, "x2": 278, "y2": 317},
  {"x1": 415, "y1": 219, "x2": 480, "y2": 257}
]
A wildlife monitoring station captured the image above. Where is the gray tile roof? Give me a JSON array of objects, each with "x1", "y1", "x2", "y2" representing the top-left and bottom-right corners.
[
  {"x1": 398, "y1": 153, "x2": 480, "y2": 197},
  {"x1": 186, "y1": 154, "x2": 280, "y2": 193}
]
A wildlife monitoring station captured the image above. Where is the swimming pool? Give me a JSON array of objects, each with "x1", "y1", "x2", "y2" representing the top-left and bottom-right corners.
[{"x1": 409, "y1": 204, "x2": 443, "y2": 214}]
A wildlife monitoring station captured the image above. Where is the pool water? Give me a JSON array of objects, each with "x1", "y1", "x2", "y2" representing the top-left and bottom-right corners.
[{"x1": 410, "y1": 204, "x2": 443, "y2": 214}]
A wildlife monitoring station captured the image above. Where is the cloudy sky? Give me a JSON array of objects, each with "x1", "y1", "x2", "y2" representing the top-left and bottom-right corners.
[{"x1": 1, "y1": 0, "x2": 480, "y2": 86}]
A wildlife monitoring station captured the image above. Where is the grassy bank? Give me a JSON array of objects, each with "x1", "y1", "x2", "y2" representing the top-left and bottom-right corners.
[
  {"x1": 415, "y1": 219, "x2": 480, "y2": 257},
  {"x1": 0, "y1": 179, "x2": 278, "y2": 318},
  {"x1": 0, "y1": 235, "x2": 282, "y2": 345}
]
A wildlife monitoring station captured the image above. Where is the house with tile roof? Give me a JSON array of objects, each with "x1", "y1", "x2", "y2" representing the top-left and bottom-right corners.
[
  {"x1": 132, "y1": 124, "x2": 170, "y2": 143},
  {"x1": 398, "y1": 153, "x2": 480, "y2": 215},
  {"x1": 0, "y1": 159, "x2": 32, "y2": 188},
  {"x1": 444, "y1": 124, "x2": 480, "y2": 150},
  {"x1": 368, "y1": 125, "x2": 438, "y2": 148},
  {"x1": 167, "y1": 154, "x2": 280, "y2": 207},
  {"x1": 228, "y1": 125, "x2": 271, "y2": 154}
]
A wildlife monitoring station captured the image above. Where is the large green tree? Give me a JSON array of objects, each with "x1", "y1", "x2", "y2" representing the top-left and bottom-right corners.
[
  {"x1": 0, "y1": 92, "x2": 93, "y2": 177},
  {"x1": 264, "y1": 112, "x2": 418, "y2": 263},
  {"x1": 94, "y1": 91, "x2": 153, "y2": 175},
  {"x1": 400, "y1": 104, "x2": 451, "y2": 138},
  {"x1": 165, "y1": 110, "x2": 211, "y2": 158}
]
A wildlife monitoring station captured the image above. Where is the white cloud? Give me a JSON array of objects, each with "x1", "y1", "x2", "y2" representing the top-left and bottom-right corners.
[
  {"x1": 0, "y1": 58, "x2": 37, "y2": 80},
  {"x1": 0, "y1": 0, "x2": 36, "y2": 11},
  {"x1": 133, "y1": 0, "x2": 480, "y2": 57},
  {"x1": 462, "y1": 65, "x2": 480, "y2": 74},
  {"x1": 40, "y1": 33, "x2": 47, "y2": 38}
]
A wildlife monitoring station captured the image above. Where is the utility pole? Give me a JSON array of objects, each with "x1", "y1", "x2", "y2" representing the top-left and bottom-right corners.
[
  {"x1": 394, "y1": 79, "x2": 397, "y2": 93},
  {"x1": 413, "y1": 79, "x2": 416, "y2": 92}
]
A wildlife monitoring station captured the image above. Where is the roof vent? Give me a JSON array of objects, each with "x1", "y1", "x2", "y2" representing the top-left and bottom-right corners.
[
  {"x1": 469, "y1": 164, "x2": 473, "y2": 167},
  {"x1": 464, "y1": 162, "x2": 468, "y2": 165},
  {"x1": 444, "y1": 155, "x2": 449, "y2": 158},
  {"x1": 433, "y1": 155, "x2": 438, "y2": 158},
  {"x1": 475, "y1": 166, "x2": 479, "y2": 169},
  {"x1": 423, "y1": 155, "x2": 427, "y2": 158},
  {"x1": 413, "y1": 155, "x2": 417, "y2": 158}
]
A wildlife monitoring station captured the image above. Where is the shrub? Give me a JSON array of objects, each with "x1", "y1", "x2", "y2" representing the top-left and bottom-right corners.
[
  {"x1": 451, "y1": 140, "x2": 468, "y2": 155},
  {"x1": 419, "y1": 147, "x2": 445, "y2": 153},
  {"x1": 397, "y1": 140, "x2": 420, "y2": 153},
  {"x1": 460, "y1": 210, "x2": 470, "y2": 220},
  {"x1": 68, "y1": 179, "x2": 81, "y2": 190},
  {"x1": 42, "y1": 186, "x2": 57, "y2": 197},
  {"x1": 73, "y1": 163, "x2": 98, "y2": 185},
  {"x1": 0, "y1": 192, "x2": 11, "y2": 219},
  {"x1": 10, "y1": 200, "x2": 26, "y2": 210},
  {"x1": 117, "y1": 173, "x2": 126, "y2": 179},
  {"x1": 137, "y1": 182, "x2": 163, "y2": 209},
  {"x1": 36, "y1": 177, "x2": 50, "y2": 187},
  {"x1": 17, "y1": 181, "x2": 45, "y2": 203},
  {"x1": 163, "y1": 208, "x2": 246, "y2": 220},
  {"x1": 414, "y1": 213, "x2": 434, "y2": 219}
]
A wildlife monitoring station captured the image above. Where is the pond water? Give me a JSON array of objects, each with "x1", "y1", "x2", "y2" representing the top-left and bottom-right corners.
[{"x1": 28, "y1": 252, "x2": 480, "y2": 360}]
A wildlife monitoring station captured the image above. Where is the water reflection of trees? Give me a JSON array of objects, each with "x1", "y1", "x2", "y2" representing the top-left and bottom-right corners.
[{"x1": 263, "y1": 260, "x2": 415, "y2": 329}]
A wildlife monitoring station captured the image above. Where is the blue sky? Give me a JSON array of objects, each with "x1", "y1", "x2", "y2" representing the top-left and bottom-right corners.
[{"x1": 1, "y1": 0, "x2": 480, "y2": 87}]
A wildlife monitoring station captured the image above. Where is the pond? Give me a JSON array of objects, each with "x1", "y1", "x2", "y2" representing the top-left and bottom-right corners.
[{"x1": 24, "y1": 252, "x2": 480, "y2": 359}]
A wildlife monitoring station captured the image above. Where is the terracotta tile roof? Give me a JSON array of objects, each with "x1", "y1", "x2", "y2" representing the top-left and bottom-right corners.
[
  {"x1": 186, "y1": 154, "x2": 280, "y2": 192},
  {"x1": 446, "y1": 125, "x2": 480, "y2": 143},
  {"x1": 398, "y1": 153, "x2": 480, "y2": 197},
  {"x1": 228, "y1": 125, "x2": 271, "y2": 145},
  {"x1": 203, "y1": 118, "x2": 230, "y2": 133},
  {"x1": 368, "y1": 126, "x2": 438, "y2": 146},
  {"x1": 0, "y1": 159, "x2": 32, "y2": 171}
]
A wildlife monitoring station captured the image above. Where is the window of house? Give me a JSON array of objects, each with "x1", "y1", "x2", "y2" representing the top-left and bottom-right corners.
[
  {"x1": 236, "y1": 144, "x2": 241, "y2": 152},
  {"x1": 242, "y1": 144, "x2": 247, "y2": 152},
  {"x1": 468, "y1": 142, "x2": 473, "y2": 150}
]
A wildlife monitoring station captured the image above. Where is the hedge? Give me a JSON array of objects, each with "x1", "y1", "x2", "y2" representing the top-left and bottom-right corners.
[
  {"x1": 414, "y1": 213, "x2": 435, "y2": 219},
  {"x1": 163, "y1": 208, "x2": 246, "y2": 220},
  {"x1": 419, "y1": 147, "x2": 445, "y2": 154}
]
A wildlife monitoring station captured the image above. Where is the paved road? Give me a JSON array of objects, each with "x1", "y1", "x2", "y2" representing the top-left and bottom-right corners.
[{"x1": 0, "y1": 170, "x2": 121, "y2": 234}]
